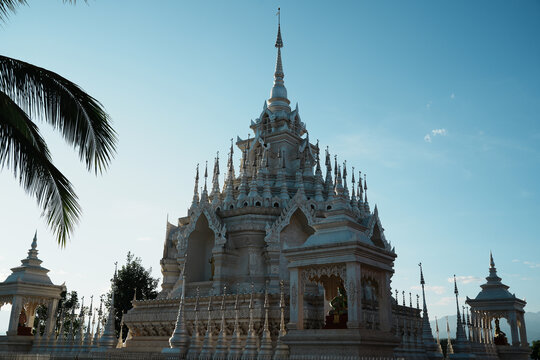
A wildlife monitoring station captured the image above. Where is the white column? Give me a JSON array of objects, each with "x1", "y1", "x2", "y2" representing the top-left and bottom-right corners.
[
  {"x1": 508, "y1": 312, "x2": 519, "y2": 346},
  {"x1": 44, "y1": 299, "x2": 59, "y2": 337},
  {"x1": 518, "y1": 312, "x2": 528, "y2": 347},
  {"x1": 26, "y1": 302, "x2": 38, "y2": 332},
  {"x1": 288, "y1": 267, "x2": 303, "y2": 330},
  {"x1": 7, "y1": 296, "x2": 23, "y2": 336},
  {"x1": 345, "y1": 262, "x2": 361, "y2": 329}
]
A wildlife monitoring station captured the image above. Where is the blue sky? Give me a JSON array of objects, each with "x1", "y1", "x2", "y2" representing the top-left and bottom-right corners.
[{"x1": 1, "y1": 1, "x2": 539, "y2": 333}]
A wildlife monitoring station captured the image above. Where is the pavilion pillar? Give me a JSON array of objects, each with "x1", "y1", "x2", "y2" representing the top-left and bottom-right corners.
[
  {"x1": 484, "y1": 314, "x2": 489, "y2": 344},
  {"x1": 518, "y1": 312, "x2": 528, "y2": 347},
  {"x1": 345, "y1": 262, "x2": 361, "y2": 329},
  {"x1": 288, "y1": 267, "x2": 303, "y2": 330},
  {"x1": 25, "y1": 302, "x2": 38, "y2": 332},
  {"x1": 508, "y1": 312, "x2": 519, "y2": 346},
  {"x1": 7, "y1": 296, "x2": 23, "y2": 335},
  {"x1": 44, "y1": 298, "x2": 59, "y2": 337}
]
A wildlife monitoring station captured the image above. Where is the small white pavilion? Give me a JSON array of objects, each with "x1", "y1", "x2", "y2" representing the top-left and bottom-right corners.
[{"x1": 0, "y1": 233, "x2": 65, "y2": 352}]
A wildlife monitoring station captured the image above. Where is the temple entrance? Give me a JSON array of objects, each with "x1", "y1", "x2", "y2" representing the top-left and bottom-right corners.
[
  {"x1": 185, "y1": 215, "x2": 215, "y2": 282},
  {"x1": 279, "y1": 209, "x2": 315, "y2": 281}
]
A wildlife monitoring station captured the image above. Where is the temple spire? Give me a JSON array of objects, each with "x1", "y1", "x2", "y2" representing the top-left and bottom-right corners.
[
  {"x1": 268, "y1": 8, "x2": 290, "y2": 112},
  {"x1": 211, "y1": 152, "x2": 221, "y2": 204},
  {"x1": 419, "y1": 263, "x2": 443, "y2": 359},
  {"x1": 190, "y1": 164, "x2": 200, "y2": 210}
]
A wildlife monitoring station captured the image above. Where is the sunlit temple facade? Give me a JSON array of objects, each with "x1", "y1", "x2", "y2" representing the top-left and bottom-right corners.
[{"x1": 0, "y1": 18, "x2": 531, "y2": 360}]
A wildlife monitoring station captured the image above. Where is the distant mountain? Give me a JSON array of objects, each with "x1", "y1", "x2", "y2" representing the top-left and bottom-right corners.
[{"x1": 429, "y1": 311, "x2": 540, "y2": 343}]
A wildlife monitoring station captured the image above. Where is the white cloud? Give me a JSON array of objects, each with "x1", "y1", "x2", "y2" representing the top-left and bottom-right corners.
[
  {"x1": 136, "y1": 236, "x2": 154, "y2": 243},
  {"x1": 512, "y1": 259, "x2": 520, "y2": 263},
  {"x1": 523, "y1": 261, "x2": 540, "y2": 269},
  {"x1": 425, "y1": 128, "x2": 447, "y2": 143},
  {"x1": 431, "y1": 128, "x2": 447, "y2": 136},
  {"x1": 426, "y1": 101, "x2": 432, "y2": 109},
  {"x1": 448, "y1": 275, "x2": 482, "y2": 284},
  {"x1": 450, "y1": 93, "x2": 455, "y2": 99}
]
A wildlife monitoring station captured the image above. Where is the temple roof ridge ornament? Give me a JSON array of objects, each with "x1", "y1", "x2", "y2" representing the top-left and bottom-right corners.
[{"x1": 267, "y1": 7, "x2": 291, "y2": 113}]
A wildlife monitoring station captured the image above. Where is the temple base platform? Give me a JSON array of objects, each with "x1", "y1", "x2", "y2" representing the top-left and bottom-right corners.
[
  {"x1": 496, "y1": 345, "x2": 531, "y2": 360},
  {"x1": 282, "y1": 328, "x2": 400, "y2": 359}
]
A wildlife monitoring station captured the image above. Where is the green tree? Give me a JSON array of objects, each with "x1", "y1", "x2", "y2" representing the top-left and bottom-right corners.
[
  {"x1": 531, "y1": 340, "x2": 540, "y2": 360},
  {"x1": 0, "y1": 0, "x2": 117, "y2": 246},
  {"x1": 32, "y1": 290, "x2": 83, "y2": 336},
  {"x1": 107, "y1": 252, "x2": 159, "y2": 340}
]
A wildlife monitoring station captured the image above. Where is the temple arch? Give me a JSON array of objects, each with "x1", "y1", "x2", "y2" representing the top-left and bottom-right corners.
[
  {"x1": 371, "y1": 223, "x2": 385, "y2": 248},
  {"x1": 185, "y1": 214, "x2": 215, "y2": 282}
]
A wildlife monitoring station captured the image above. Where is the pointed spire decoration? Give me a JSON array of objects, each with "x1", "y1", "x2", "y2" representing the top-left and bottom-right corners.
[
  {"x1": 335, "y1": 164, "x2": 344, "y2": 196},
  {"x1": 324, "y1": 148, "x2": 334, "y2": 201},
  {"x1": 452, "y1": 275, "x2": 474, "y2": 355},
  {"x1": 315, "y1": 140, "x2": 322, "y2": 175},
  {"x1": 96, "y1": 263, "x2": 119, "y2": 351},
  {"x1": 163, "y1": 255, "x2": 190, "y2": 355},
  {"x1": 435, "y1": 316, "x2": 444, "y2": 354},
  {"x1": 351, "y1": 167, "x2": 358, "y2": 208},
  {"x1": 224, "y1": 140, "x2": 235, "y2": 209},
  {"x1": 116, "y1": 313, "x2": 125, "y2": 349},
  {"x1": 186, "y1": 287, "x2": 203, "y2": 360},
  {"x1": 446, "y1": 316, "x2": 454, "y2": 355},
  {"x1": 258, "y1": 283, "x2": 273, "y2": 360},
  {"x1": 242, "y1": 282, "x2": 258, "y2": 359},
  {"x1": 211, "y1": 152, "x2": 221, "y2": 204},
  {"x1": 199, "y1": 295, "x2": 214, "y2": 359},
  {"x1": 342, "y1": 161, "x2": 349, "y2": 198},
  {"x1": 268, "y1": 8, "x2": 290, "y2": 112},
  {"x1": 418, "y1": 263, "x2": 443, "y2": 358},
  {"x1": 227, "y1": 285, "x2": 243, "y2": 360},
  {"x1": 83, "y1": 295, "x2": 94, "y2": 350},
  {"x1": 273, "y1": 280, "x2": 289, "y2": 360},
  {"x1": 363, "y1": 173, "x2": 370, "y2": 213},
  {"x1": 191, "y1": 164, "x2": 200, "y2": 210},
  {"x1": 201, "y1": 160, "x2": 209, "y2": 203},
  {"x1": 314, "y1": 146, "x2": 324, "y2": 203},
  {"x1": 213, "y1": 285, "x2": 229, "y2": 360},
  {"x1": 92, "y1": 298, "x2": 103, "y2": 348}
]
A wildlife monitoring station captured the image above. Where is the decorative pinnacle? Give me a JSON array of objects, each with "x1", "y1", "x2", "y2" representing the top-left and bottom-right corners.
[
  {"x1": 27, "y1": 231, "x2": 39, "y2": 259},
  {"x1": 204, "y1": 161, "x2": 208, "y2": 191},
  {"x1": 454, "y1": 274, "x2": 461, "y2": 324},
  {"x1": 31, "y1": 231, "x2": 37, "y2": 250},
  {"x1": 275, "y1": 8, "x2": 283, "y2": 48},
  {"x1": 419, "y1": 262, "x2": 428, "y2": 315},
  {"x1": 490, "y1": 251, "x2": 495, "y2": 269}
]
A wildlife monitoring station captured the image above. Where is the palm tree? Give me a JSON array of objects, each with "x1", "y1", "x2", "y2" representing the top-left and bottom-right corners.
[{"x1": 1, "y1": 0, "x2": 117, "y2": 246}]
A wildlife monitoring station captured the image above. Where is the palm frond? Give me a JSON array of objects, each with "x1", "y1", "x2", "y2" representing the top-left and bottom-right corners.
[
  {"x1": 0, "y1": 90, "x2": 81, "y2": 246},
  {"x1": 0, "y1": 0, "x2": 26, "y2": 22},
  {"x1": 0, "y1": 0, "x2": 84, "y2": 23},
  {"x1": 0, "y1": 55, "x2": 117, "y2": 174}
]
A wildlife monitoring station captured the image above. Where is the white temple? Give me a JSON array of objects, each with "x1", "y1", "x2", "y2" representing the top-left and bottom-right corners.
[{"x1": 0, "y1": 14, "x2": 531, "y2": 360}]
